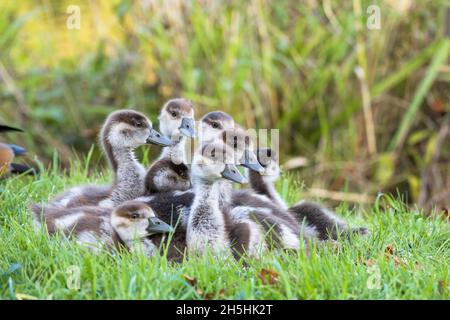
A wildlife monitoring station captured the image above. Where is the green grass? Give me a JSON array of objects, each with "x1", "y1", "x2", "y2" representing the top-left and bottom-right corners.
[{"x1": 0, "y1": 163, "x2": 449, "y2": 300}]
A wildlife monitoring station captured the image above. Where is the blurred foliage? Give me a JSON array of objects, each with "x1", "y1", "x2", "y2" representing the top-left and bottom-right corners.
[{"x1": 0, "y1": 0, "x2": 449, "y2": 207}]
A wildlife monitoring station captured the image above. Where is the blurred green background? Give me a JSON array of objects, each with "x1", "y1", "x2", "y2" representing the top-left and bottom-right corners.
[{"x1": 0, "y1": 0, "x2": 449, "y2": 209}]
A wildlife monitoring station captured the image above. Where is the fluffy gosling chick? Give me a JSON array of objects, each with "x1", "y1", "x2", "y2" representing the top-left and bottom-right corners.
[
  {"x1": 31, "y1": 201, "x2": 173, "y2": 256},
  {"x1": 187, "y1": 140, "x2": 247, "y2": 255},
  {"x1": 145, "y1": 98, "x2": 196, "y2": 194},
  {"x1": 50, "y1": 110, "x2": 171, "y2": 208},
  {"x1": 188, "y1": 140, "x2": 305, "y2": 258}
]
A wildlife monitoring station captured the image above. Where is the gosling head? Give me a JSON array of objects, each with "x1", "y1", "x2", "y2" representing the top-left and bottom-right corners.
[
  {"x1": 102, "y1": 110, "x2": 171, "y2": 150},
  {"x1": 256, "y1": 148, "x2": 280, "y2": 182},
  {"x1": 111, "y1": 201, "x2": 173, "y2": 242},
  {"x1": 199, "y1": 111, "x2": 235, "y2": 142},
  {"x1": 159, "y1": 98, "x2": 196, "y2": 139},
  {"x1": 192, "y1": 141, "x2": 247, "y2": 185},
  {"x1": 220, "y1": 128, "x2": 265, "y2": 174}
]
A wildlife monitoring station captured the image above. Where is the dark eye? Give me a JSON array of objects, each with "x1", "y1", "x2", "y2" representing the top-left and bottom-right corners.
[
  {"x1": 211, "y1": 149, "x2": 216, "y2": 158},
  {"x1": 212, "y1": 122, "x2": 219, "y2": 129},
  {"x1": 171, "y1": 112, "x2": 178, "y2": 118},
  {"x1": 131, "y1": 213, "x2": 139, "y2": 219},
  {"x1": 135, "y1": 122, "x2": 144, "y2": 128}
]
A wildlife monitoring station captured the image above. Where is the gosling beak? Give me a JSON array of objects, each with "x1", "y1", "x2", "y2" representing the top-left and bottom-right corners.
[
  {"x1": 221, "y1": 164, "x2": 248, "y2": 184},
  {"x1": 179, "y1": 118, "x2": 196, "y2": 138},
  {"x1": 241, "y1": 150, "x2": 265, "y2": 174},
  {"x1": 146, "y1": 128, "x2": 172, "y2": 147},
  {"x1": 146, "y1": 217, "x2": 174, "y2": 235}
]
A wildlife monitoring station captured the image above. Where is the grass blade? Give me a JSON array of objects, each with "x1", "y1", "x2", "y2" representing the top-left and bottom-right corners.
[
  {"x1": 388, "y1": 39, "x2": 450, "y2": 151},
  {"x1": 371, "y1": 41, "x2": 440, "y2": 98}
]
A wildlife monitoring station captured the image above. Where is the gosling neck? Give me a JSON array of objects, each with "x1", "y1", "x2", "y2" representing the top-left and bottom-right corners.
[
  {"x1": 248, "y1": 169, "x2": 287, "y2": 210},
  {"x1": 105, "y1": 145, "x2": 146, "y2": 205},
  {"x1": 192, "y1": 175, "x2": 233, "y2": 211},
  {"x1": 218, "y1": 180, "x2": 233, "y2": 209},
  {"x1": 249, "y1": 169, "x2": 271, "y2": 197},
  {"x1": 111, "y1": 146, "x2": 144, "y2": 182},
  {"x1": 159, "y1": 134, "x2": 188, "y2": 165}
]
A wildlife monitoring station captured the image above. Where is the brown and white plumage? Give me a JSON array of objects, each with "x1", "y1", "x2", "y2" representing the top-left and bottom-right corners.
[
  {"x1": 250, "y1": 148, "x2": 369, "y2": 240},
  {"x1": 187, "y1": 140, "x2": 247, "y2": 255},
  {"x1": 199, "y1": 111, "x2": 235, "y2": 143},
  {"x1": 145, "y1": 98, "x2": 195, "y2": 194},
  {"x1": 135, "y1": 117, "x2": 302, "y2": 258},
  {"x1": 49, "y1": 110, "x2": 171, "y2": 209},
  {"x1": 186, "y1": 140, "x2": 306, "y2": 258},
  {"x1": 135, "y1": 112, "x2": 240, "y2": 228},
  {"x1": 31, "y1": 200, "x2": 172, "y2": 256},
  {"x1": 212, "y1": 127, "x2": 264, "y2": 210},
  {"x1": 289, "y1": 201, "x2": 369, "y2": 240},
  {"x1": 249, "y1": 148, "x2": 287, "y2": 210}
]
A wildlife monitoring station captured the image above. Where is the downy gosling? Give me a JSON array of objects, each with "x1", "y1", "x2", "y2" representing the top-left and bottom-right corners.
[
  {"x1": 50, "y1": 110, "x2": 171, "y2": 208},
  {"x1": 145, "y1": 98, "x2": 196, "y2": 194},
  {"x1": 31, "y1": 200, "x2": 173, "y2": 256}
]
